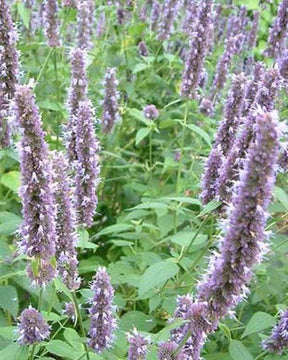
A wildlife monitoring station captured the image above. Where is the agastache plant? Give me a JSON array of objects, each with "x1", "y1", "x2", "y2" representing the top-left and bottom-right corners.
[
  {"x1": 43, "y1": 0, "x2": 60, "y2": 47},
  {"x1": 265, "y1": 0, "x2": 288, "y2": 57},
  {"x1": 0, "y1": 0, "x2": 19, "y2": 148},
  {"x1": 247, "y1": 10, "x2": 260, "y2": 50},
  {"x1": 88, "y1": 267, "x2": 117, "y2": 353},
  {"x1": 181, "y1": 0, "x2": 213, "y2": 99},
  {"x1": 262, "y1": 309, "x2": 288, "y2": 354},
  {"x1": 77, "y1": 0, "x2": 95, "y2": 50},
  {"x1": 193, "y1": 110, "x2": 280, "y2": 356},
  {"x1": 63, "y1": 0, "x2": 78, "y2": 8},
  {"x1": 127, "y1": 328, "x2": 150, "y2": 360},
  {"x1": 17, "y1": 306, "x2": 50, "y2": 345},
  {"x1": 102, "y1": 67, "x2": 121, "y2": 133},
  {"x1": 157, "y1": 341, "x2": 185, "y2": 359},
  {"x1": 75, "y1": 100, "x2": 100, "y2": 227},
  {"x1": 157, "y1": 0, "x2": 179, "y2": 41},
  {"x1": 15, "y1": 84, "x2": 57, "y2": 287},
  {"x1": 150, "y1": 1, "x2": 160, "y2": 31},
  {"x1": 52, "y1": 152, "x2": 81, "y2": 290},
  {"x1": 66, "y1": 48, "x2": 88, "y2": 164}
]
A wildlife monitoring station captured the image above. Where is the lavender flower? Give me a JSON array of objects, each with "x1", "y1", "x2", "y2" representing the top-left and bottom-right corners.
[
  {"x1": 151, "y1": 1, "x2": 160, "y2": 31},
  {"x1": 247, "y1": 11, "x2": 259, "y2": 49},
  {"x1": 63, "y1": 302, "x2": 76, "y2": 321},
  {"x1": 102, "y1": 67, "x2": 121, "y2": 134},
  {"x1": 265, "y1": 0, "x2": 288, "y2": 57},
  {"x1": 0, "y1": 0, "x2": 19, "y2": 148},
  {"x1": 77, "y1": 0, "x2": 95, "y2": 50},
  {"x1": 88, "y1": 267, "x2": 117, "y2": 353},
  {"x1": 157, "y1": 341, "x2": 185, "y2": 360},
  {"x1": 199, "y1": 98, "x2": 213, "y2": 116},
  {"x1": 144, "y1": 105, "x2": 159, "y2": 119},
  {"x1": 66, "y1": 48, "x2": 88, "y2": 164},
  {"x1": 182, "y1": 0, "x2": 198, "y2": 36},
  {"x1": 200, "y1": 146, "x2": 223, "y2": 205},
  {"x1": 199, "y1": 109, "x2": 280, "y2": 324},
  {"x1": 96, "y1": 12, "x2": 106, "y2": 38},
  {"x1": 63, "y1": 0, "x2": 78, "y2": 8},
  {"x1": 138, "y1": 41, "x2": 148, "y2": 56},
  {"x1": 157, "y1": 0, "x2": 179, "y2": 41},
  {"x1": 279, "y1": 50, "x2": 288, "y2": 81},
  {"x1": 263, "y1": 309, "x2": 288, "y2": 354},
  {"x1": 17, "y1": 306, "x2": 50, "y2": 345},
  {"x1": 211, "y1": 35, "x2": 237, "y2": 96},
  {"x1": 127, "y1": 328, "x2": 150, "y2": 360},
  {"x1": 27, "y1": 260, "x2": 57, "y2": 287},
  {"x1": 181, "y1": 0, "x2": 213, "y2": 99},
  {"x1": 75, "y1": 100, "x2": 100, "y2": 227},
  {"x1": 117, "y1": 7, "x2": 125, "y2": 25},
  {"x1": 214, "y1": 74, "x2": 247, "y2": 156},
  {"x1": 52, "y1": 152, "x2": 80, "y2": 290},
  {"x1": 15, "y1": 84, "x2": 57, "y2": 286},
  {"x1": 217, "y1": 68, "x2": 280, "y2": 202},
  {"x1": 43, "y1": 0, "x2": 60, "y2": 47}
]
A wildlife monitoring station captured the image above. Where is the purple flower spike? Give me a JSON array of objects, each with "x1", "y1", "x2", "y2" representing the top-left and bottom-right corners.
[
  {"x1": 63, "y1": 302, "x2": 76, "y2": 321},
  {"x1": 199, "y1": 109, "x2": 280, "y2": 323},
  {"x1": 151, "y1": 1, "x2": 160, "y2": 31},
  {"x1": 263, "y1": 309, "x2": 288, "y2": 355},
  {"x1": 43, "y1": 0, "x2": 60, "y2": 47},
  {"x1": 265, "y1": 0, "x2": 288, "y2": 57},
  {"x1": 52, "y1": 152, "x2": 80, "y2": 291},
  {"x1": 127, "y1": 328, "x2": 150, "y2": 360},
  {"x1": 138, "y1": 41, "x2": 148, "y2": 56},
  {"x1": 144, "y1": 105, "x2": 159, "y2": 119},
  {"x1": 248, "y1": 10, "x2": 259, "y2": 49},
  {"x1": 102, "y1": 67, "x2": 121, "y2": 134},
  {"x1": 88, "y1": 267, "x2": 117, "y2": 353},
  {"x1": 157, "y1": 341, "x2": 185, "y2": 360},
  {"x1": 17, "y1": 306, "x2": 50, "y2": 345},
  {"x1": 66, "y1": 48, "x2": 88, "y2": 164},
  {"x1": 279, "y1": 50, "x2": 288, "y2": 81},
  {"x1": 27, "y1": 259, "x2": 57, "y2": 288},
  {"x1": 199, "y1": 98, "x2": 213, "y2": 116},
  {"x1": 157, "y1": 0, "x2": 180, "y2": 41},
  {"x1": 182, "y1": 0, "x2": 198, "y2": 36},
  {"x1": 0, "y1": 0, "x2": 19, "y2": 148},
  {"x1": 15, "y1": 84, "x2": 57, "y2": 286},
  {"x1": 77, "y1": 0, "x2": 95, "y2": 50},
  {"x1": 75, "y1": 100, "x2": 100, "y2": 227},
  {"x1": 63, "y1": 0, "x2": 78, "y2": 8},
  {"x1": 181, "y1": 0, "x2": 214, "y2": 99}
]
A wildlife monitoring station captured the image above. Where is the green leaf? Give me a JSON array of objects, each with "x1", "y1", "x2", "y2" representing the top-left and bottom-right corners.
[
  {"x1": 77, "y1": 228, "x2": 98, "y2": 249},
  {"x1": 119, "y1": 310, "x2": 156, "y2": 332},
  {"x1": 0, "y1": 212, "x2": 22, "y2": 235},
  {"x1": 0, "y1": 343, "x2": 29, "y2": 360},
  {"x1": 133, "y1": 63, "x2": 149, "y2": 74},
  {"x1": 138, "y1": 260, "x2": 179, "y2": 297},
  {"x1": 53, "y1": 278, "x2": 74, "y2": 303},
  {"x1": 63, "y1": 328, "x2": 82, "y2": 351},
  {"x1": 0, "y1": 326, "x2": 17, "y2": 340},
  {"x1": 0, "y1": 285, "x2": 18, "y2": 318},
  {"x1": 97, "y1": 223, "x2": 133, "y2": 236},
  {"x1": 241, "y1": 312, "x2": 275, "y2": 338},
  {"x1": 136, "y1": 127, "x2": 150, "y2": 145},
  {"x1": 273, "y1": 187, "x2": 288, "y2": 211},
  {"x1": 1, "y1": 171, "x2": 20, "y2": 192},
  {"x1": 17, "y1": 3, "x2": 30, "y2": 29},
  {"x1": 229, "y1": 340, "x2": 253, "y2": 360},
  {"x1": 170, "y1": 231, "x2": 207, "y2": 248},
  {"x1": 197, "y1": 200, "x2": 221, "y2": 217},
  {"x1": 186, "y1": 124, "x2": 212, "y2": 147},
  {"x1": 45, "y1": 340, "x2": 82, "y2": 360}
]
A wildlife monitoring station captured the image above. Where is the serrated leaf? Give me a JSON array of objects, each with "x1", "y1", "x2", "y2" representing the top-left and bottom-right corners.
[
  {"x1": 45, "y1": 340, "x2": 82, "y2": 360},
  {"x1": 0, "y1": 285, "x2": 18, "y2": 318},
  {"x1": 17, "y1": 3, "x2": 30, "y2": 29},
  {"x1": 229, "y1": 340, "x2": 253, "y2": 360},
  {"x1": 97, "y1": 224, "x2": 133, "y2": 236},
  {"x1": 119, "y1": 310, "x2": 156, "y2": 332},
  {"x1": 186, "y1": 124, "x2": 212, "y2": 147},
  {"x1": 138, "y1": 261, "x2": 179, "y2": 297},
  {"x1": 198, "y1": 200, "x2": 221, "y2": 217},
  {"x1": 274, "y1": 187, "x2": 288, "y2": 211},
  {"x1": 133, "y1": 63, "x2": 149, "y2": 73},
  {"x1": 1, "y1": 171, "x2": 20, "y2": 192},
  {"x1": 136, "y1": 127, "x2": 150, "y2": 145},
  {"x1": 0, "y1": 211, "x2": 22, "y2": 235},
  {"x1": 241, "y1": 312, "x2": 275, "y2": 338},
  {"x1": 0, "y1": 343, "x2": 29, "y2": 360}
]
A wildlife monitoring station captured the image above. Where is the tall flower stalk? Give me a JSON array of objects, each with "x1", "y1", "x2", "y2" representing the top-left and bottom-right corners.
[
  {"x1": 157, "y1": 0, "x2": 179, "y2": 41},
  {"x1": 181, "y1": 0, "x2": 213, "y2": 99},
  {"x1": 15, "y1": 84, "x2": 57, "y2": 287},
  {"x1": 52, "y1": 152, "x2": 80, "y2": 290},
  {"x1": 43, "y1": 0, "x2": 60, "y2": 47},
  {"x1": 0, "y1": 0, "x2": 20, "y2": 147},
  {"x1": 77, "y1": 0, "x2": 95, "y2": 49}
]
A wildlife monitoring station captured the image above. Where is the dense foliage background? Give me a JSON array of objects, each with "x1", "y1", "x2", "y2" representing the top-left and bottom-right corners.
[{"x1": 0, "y1": 0, "x2": 288, "y2": 359}]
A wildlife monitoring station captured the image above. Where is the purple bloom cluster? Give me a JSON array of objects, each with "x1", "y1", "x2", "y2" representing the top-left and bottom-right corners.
[
  {"x1": 279, "y1": 50, "x2": 288, "y2": 81},
  {"x1": 66, "y1": 48, "x2": 88, "y2": 164},
  {"x1": 265, "y1": 0, "x2": 288, "y2": 57},
  {"x1": 151, "y1": 1, "x2": 160, "y2": 31},
  {"x1": 52, "y1": 152, "x2": 80, "y2": 290},
  {"x1": 63, "y1": 0, "x2": 78, "y2": 8},
  {"x1": 263, "y1": 309, "x2": 288, "y2": 354},
  {"x1": 181, "y1": 0, "x2": 214, "y2": 99},
  {"x1": 138, "y1": 41, "x2": 148, "y2": 56},
  {"x1": 77, "y1": 0, "x2": 95, "y2": 50},
  {"x1": 157, "y1": 341, "x2": 185, "y2": 359},
  {"x1": 102, "y1": 67, "x2": 121, "y2": 134},
  {"x1": 199, "y1": 98, "x2": 213, "y2": 116},
  {"x1": 199, "y1": 109, "x2": 280, "y2": 324},
  {"x1": 0, "y1": 0, "x2": 19, "y2": 148},
  {"x1": 127, "y1": 328, "x2": 150, "y2": 360},
  {"x1": 17, "y1": 306, "x2": 50, "y2": 345},
  {"x1": 182, "y1": 0, "x2": 198, "y2": 36},
  {"x1": 43, "y1": 0, "x2": 60, "y2": 47},
  {"x1": 144, "y1": 104, "x2": 159, "y2": 119},
  {"x1": 15, "y1": 84, "x2": 57, "y2": 286},
  {"x1": 63, "y1": 302, "x2": 77, "y2": 321},
  {"x1": 157, "y1": 0, "x2": 179, "y2": 41},
  {"x1": 88, "y1": 267, "x2": 116, "y2": 353},
  {"x1": 75, "y1": 100, "x2": 100, "y2": 227},
  {"x1": 248, "y1": 10, "x2": 260, "y2": 49}
]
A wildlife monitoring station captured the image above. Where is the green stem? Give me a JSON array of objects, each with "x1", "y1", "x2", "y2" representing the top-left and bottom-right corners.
[
  {"x1": 149, "y1": 129, "x2": 152, "y2": 170},
  {"x1": 29, "y1": 344, "x2": 37, "y2": 360},
  {"x1": 71, "y1": 292, "x2": 90, "y2": 360},
  {"x1": 254, "y1": 350, "x2": 268, "y2": 360},
  {"x1": 36, "y1": 47, "x2": 54, "y2": 84},
  {"x1": 173, "y1": 330, "x2": 191, "y2": 358},
  {"x1": 176, "y1": 102, "x2": 189, "y2": 193}
]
